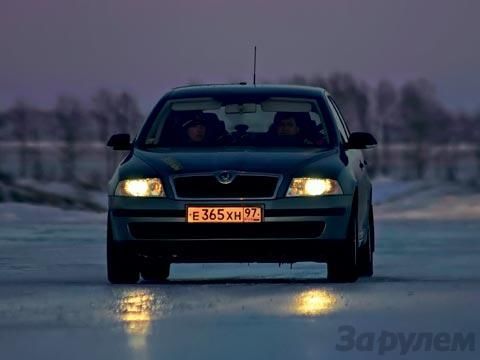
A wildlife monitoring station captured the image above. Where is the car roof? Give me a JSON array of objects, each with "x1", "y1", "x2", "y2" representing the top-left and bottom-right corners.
[{"x1": 166, "y1": 84, "x2": 328, "y2": 100}]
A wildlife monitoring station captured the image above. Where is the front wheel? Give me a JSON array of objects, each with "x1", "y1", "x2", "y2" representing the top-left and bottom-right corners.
[
  {"x1": 327, "y1": 207, "x2": 359, "y2": 283},
  {"x1": 107, "y1": 218, "x2": 139, "y2": 284},
  {"x1": 358, "y1": 205, "x2": 374, "y2": 277}
]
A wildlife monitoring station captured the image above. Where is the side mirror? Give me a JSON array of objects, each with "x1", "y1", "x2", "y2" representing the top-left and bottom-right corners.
[
  {"x1": 345, "y1": 132, "x2": 377, "y2": 150},
  {"x1": 107, "y1": 133, "x2": 131, "y2": 150}
]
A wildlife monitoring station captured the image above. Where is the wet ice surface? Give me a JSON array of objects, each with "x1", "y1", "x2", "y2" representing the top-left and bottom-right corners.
[{"x1": 1, "y1": 193, "x2": 480, "y2": 359}]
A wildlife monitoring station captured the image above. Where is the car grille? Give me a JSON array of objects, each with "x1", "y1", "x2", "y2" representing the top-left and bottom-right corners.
[
  {"x1": 173, "y1": 175, "x2": 279, "y2": 199},
  {"x1": 129, "y1": 222, "x2": 325, "y2": 240}
]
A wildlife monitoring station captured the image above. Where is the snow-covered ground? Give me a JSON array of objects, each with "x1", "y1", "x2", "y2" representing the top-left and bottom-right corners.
[
  {"x1": 0, "y1": 202, "x2": 104, "y2": 224},
  {"x1": 10, "y1": 178, "x2": 108, "y2": 210},
  {"x1": 0, "y1": 180, "x2": 479, "y2": 359}
]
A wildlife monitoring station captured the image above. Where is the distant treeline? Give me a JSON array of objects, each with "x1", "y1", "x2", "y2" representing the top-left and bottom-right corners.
[
  {"x1": 286, "y1": 73, "x2": 479, "y2": 143},
  {"x1": 0, "y1": 89, "x2": 143, "y2": 143},
  {"x1": 0, "y1": 90, "x2": 143, "y2": 185},
  {"x1": 0, "y1": 74, "x2": 479, "y2": 186},
  {"x1": 286, "y1": 73, "x2": 480, "y2": 181}
]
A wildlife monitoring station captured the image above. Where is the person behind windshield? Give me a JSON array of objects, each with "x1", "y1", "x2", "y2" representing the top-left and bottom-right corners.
[
  {"x1": 267, "y1": 112, "x2": 306, "y2": 145},
  {"x1": 178, "y1": 112, "x2": 209, "y2": 145},
  {"x1": 267, "y1": 112, "x2": 327, "y2": 146},
  {"x1": 276, "y1": 113, "x2": 301, "y2": 137}
]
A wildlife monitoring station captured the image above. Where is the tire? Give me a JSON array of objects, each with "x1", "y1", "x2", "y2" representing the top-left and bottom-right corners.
[
  {"x1": 327, "y1": 205, "x2": 359, "y2": 283},
  {"x1": 141, "y1": 262, "x2": 171, "y2": 282},
  {"x1": 107, "y1": 217, "x2": 139, "y2": 284},
  {"x1": 357, "y1": 205, "x2": 374, "y2": 277}
]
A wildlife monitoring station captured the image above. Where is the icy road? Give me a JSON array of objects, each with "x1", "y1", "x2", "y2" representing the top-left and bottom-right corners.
[{"x1": 0, "y1": 183, "x2": 479, "y2": 359}]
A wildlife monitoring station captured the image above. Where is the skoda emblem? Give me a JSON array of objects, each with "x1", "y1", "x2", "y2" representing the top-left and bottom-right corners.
[{"x1": 216, "y1": 171, "x2": 235, "y2": 185}]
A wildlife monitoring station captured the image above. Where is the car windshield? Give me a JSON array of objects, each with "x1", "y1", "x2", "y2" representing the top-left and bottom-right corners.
[{"x1": 140, "y1": 97, "x2": 333, "y2": 148}]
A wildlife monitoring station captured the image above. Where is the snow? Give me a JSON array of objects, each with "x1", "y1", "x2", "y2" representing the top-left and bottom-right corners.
[
  {"x1": 13, "y1": 178, "x2": 108, "y2": 209},
  {"x1": 375, "y1": 183, "x2": 480, "y2": 220},
  {"x1": 371, "y1": 176, "x2": 426, "y2": 205},
  {"x1": 0, "y1": 202, "x2": 104, "y2": 224},
  {"x1": 16, "y1": 179, "x2": 82, "y2": 197}
]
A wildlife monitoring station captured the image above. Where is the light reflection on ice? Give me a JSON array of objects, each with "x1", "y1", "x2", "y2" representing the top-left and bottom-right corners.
[
  {"x1": 117, "y1": 289, "x2": 156, "y2": 351},
  {"x1": 291, "y1": 289, "x2": 338, "y2": 316}
]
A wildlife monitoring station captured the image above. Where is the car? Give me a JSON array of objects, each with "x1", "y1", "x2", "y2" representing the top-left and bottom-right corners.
[{"x1": 106, "y1": 84, "x2": 377, "y2": 284}]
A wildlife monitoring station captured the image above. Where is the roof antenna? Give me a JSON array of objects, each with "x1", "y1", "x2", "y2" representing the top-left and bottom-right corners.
[{"x1": 253, "y1": 46, "x2": 257, "y2": 85}]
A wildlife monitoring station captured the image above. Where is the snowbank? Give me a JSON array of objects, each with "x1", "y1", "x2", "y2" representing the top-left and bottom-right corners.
[
  {"x1": 371, "y1": 177, "x2": 426, "y2": 205},
  {"x1": 0, "y1": 202, "x2": 105, "y2": 224},
  {"x1": 15, "y1": 179, "x2": 108, "y2": 209}
]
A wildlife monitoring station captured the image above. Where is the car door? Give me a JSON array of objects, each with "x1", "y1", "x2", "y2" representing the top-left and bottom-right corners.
[{"x1": 326, "y1": 95, "x2": 371, "y2": 245}]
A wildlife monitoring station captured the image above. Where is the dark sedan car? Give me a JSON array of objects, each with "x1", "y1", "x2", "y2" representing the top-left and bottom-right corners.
[{"x1": 107, "y1": 84, "x2": 377, "y2": 283}]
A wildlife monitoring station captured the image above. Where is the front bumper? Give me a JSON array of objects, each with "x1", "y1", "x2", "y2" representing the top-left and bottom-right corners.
[{"x1": 109, "y1": 195, "x2": 353, "y2": 262}]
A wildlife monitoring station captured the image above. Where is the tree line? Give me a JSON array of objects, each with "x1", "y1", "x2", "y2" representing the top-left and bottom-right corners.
[
  {"x1": 0, "y1": 90, "x2": 143, "y2": 186},
  {"x1": 287, "y1": 73, "x2": 480, "y2": 181},
  {"x1": 0, "y1": 75, "x2": 479, "y2": 187}
]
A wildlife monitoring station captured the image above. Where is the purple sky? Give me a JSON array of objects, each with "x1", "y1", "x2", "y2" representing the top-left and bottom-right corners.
[{"x1": 1, "y1": 0, "x2": 479, "y2": 112}]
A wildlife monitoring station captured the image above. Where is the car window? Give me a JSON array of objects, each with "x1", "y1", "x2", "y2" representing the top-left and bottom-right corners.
[
  {"x1": 141, "y1": 97, "x2": 334, "y2": 148},
  {"x1": 326, "y1": 96, "x2": 349, "y2": 143},
  {"x1": 328, "y1": 96, "x2": 351, "y2": 138}
]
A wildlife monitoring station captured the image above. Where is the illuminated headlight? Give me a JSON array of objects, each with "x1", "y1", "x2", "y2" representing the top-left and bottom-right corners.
[
  {"x1": 286, "y1": 178, "x2": 342, "y2": 197},
  {"x1": 115, "y1": 178, "x2": 165, "y2": 197}
]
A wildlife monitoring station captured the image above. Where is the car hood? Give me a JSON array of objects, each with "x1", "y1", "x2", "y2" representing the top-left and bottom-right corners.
[{"x1": 133, "y1": 148, "x2": 340, "y2": 177}]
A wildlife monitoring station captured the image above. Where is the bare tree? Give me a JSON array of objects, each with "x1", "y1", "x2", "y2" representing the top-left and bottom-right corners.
[
  {"x1": 91, "y1": 89, "x2": 116, "y2": 180},
  {"x1": 0, "y1": 109, "x2": 8, "y2": 181},
  {"x1": 90, "y1": 90, "x2": 143, "y2": 180},
  {"x1": 473, "y1": 111, "x2": 480, "y2": 186},
  {"x1": 309, "y1": 75, "x2": 328, "y2": 89},
  {"x1": 9, "y1": 101, "x2": 30, "y2": 178},
  {"x1": 0, "y1": 110, "x2": 5, "y2": 136},
  {"x1": 114, "y1": 91, "x2": 143, "y2": 137},
  {"x1": 376, "y1": 80, "x2": 397, "y2": 175},
  {"x1": 31, "y1": 126, "x2": 45, "y2": 182},
  {"x1": 326, "y1": 73, "x2": 370, "y2": 132},
  {"x1": 111, "y1": 91, "x2": 143, "y2": 171},
  {"x1": 55, "y1": 96, "x2": 84, "y2": 182},
  {"x1": 399, "y1": 79, "x2": 438, "y2": 179},
  {"x1": 287, "y1": 74, "x2": 308, "y2": 86}
]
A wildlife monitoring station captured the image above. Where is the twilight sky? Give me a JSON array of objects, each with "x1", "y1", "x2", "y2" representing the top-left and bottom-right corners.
[{"x1": 1, "y1": 0, "x2": 479, "y2": 112}]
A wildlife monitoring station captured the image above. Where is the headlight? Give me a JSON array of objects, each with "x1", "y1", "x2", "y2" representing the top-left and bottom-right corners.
[
  {"x1": 115, "y1": 178, "x2": 165, "y2": 197},
  {"x1": 286, "y1": 178, "x2": 342, "y2": 197}
]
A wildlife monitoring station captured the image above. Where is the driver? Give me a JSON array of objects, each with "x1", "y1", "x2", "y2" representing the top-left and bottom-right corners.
[
  {"x1": 276, "y1": 114, "x2": 301, "y2": 137},
  {"x1": 268, "y1": 112, "x2": 327, "y2": 146},
  {"x1": 267, "y1": 112, "x2": 305, "y2": 145}
]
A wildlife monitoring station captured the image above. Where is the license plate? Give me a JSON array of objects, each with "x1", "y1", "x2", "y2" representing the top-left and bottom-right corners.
[{"x1": 186, "y1": 206, "x2": 263, "y2": 223}]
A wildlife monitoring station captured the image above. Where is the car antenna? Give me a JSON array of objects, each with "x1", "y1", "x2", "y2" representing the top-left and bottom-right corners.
[{"x1": 253, "y1": 45, "x2": 257, "y2": 85}]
